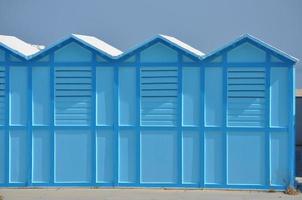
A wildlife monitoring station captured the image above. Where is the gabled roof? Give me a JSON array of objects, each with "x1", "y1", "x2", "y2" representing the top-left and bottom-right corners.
[
  {"x1": 159, "y1": 35, "x2": 204, "y2": 57},
  {"x1": 0, "y1": 35, "x2": 41, "y2": 59},
  {"x1": 0, "y1": 33, "x2": 298, "y2": 64},
  {"x1": 118, "y1": 34, "x2": 205, "y2": 60},
  {"x1": 29, "y1": 34, "x2": 123, "y2": 60},
  {"x1": 72, "y1": 34, "x2": 123, "y2": 57},
  {"x1": 202, "y1": 34, "x2": 299, "y2": 63}
]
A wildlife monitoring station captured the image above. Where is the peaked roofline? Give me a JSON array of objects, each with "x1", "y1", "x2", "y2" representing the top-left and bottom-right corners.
[
  {"x1": 202, "y1": 34, "x2": 299, "y2": 63},
  {"x1": 117, "y1": 34, "x2": 205, "y2": 60},
  {"x1": 29, "y1": 34, "x2": 123, "y2": 60},
  {"x1": 0, "y1": 33, "x2": 298, "y2": 64},
  {"x1": 0, "y1": 35, "x2": 40, "y2": 59}
]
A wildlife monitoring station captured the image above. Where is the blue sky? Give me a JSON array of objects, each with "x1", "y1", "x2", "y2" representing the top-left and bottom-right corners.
[{"x1": 0, "y1": 0, "x2": 301, "y2": 87}]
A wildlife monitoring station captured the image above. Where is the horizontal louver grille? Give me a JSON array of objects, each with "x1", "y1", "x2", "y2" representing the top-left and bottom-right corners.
[
  {"x1": 55, "y1": 67, "x2": 92, "y2": 125},
  {"x1": 0, "y1": 67, "x2": 5, "y2": 125},
  {"x1": 140, "y1": 67, "x2": 178, "y2": 126},
  {"x1": 227, "y1": 67, "x2": 265, "y2": 127}
]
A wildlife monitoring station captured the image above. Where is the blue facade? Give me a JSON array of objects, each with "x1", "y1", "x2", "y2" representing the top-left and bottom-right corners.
[{"x1": 0, "y1": 34, "x2": 297, "y2": 190}]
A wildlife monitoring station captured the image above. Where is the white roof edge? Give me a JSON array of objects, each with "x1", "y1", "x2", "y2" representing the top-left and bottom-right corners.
[
  {"x1": 203, "y1": 34, "x2": 299, "y2": 63},
  {"x1": 117, "y1": 34, "x2": 205, "y2": 59},
  {"x1": 244, "y1": 34, "x2": 299, "y2": 63},
  {"x1": 1, "y1": 33, "x2": 297, "y2": 63},
  {"x1": 0, "y1": 35, "x2": 40, "y2": 58},
  {"x1": 159, "y1": 34, "x2": 205, "y2": 57},
  {"x1": 29, "y1": 34, "x2": 123, "y2": 60},
  {"x1": 72, "y1": 34, "x2": 123, "y2": 57}
]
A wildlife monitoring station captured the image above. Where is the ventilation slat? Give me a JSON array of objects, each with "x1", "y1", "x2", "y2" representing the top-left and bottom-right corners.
[
  {"x1": 227, "y1": 67, "x2": 265, "y2": 127},
  {"x1": 55, "y1": 66, "x2": 92, "y2": 125},
  {"x1": 140, "y1": 67, "x2": 178, "y2": 126},
  {"x1": 0, "y1": 67, "x2": 5, "y2": 125}
]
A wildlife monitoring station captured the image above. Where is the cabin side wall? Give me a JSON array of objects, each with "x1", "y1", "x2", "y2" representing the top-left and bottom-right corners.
[{"x1": 0, "y1": 39, "x2": 295, "y2": 190}]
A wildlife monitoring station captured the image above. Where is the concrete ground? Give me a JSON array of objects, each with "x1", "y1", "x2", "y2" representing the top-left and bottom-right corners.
[{"x1": 0, "y1": 188, "x2": 301, "y2": 200}]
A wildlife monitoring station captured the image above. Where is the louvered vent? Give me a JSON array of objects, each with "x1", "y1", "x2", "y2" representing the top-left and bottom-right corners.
[
  {"x1": 140, "y1": 67, "x2": 178, "y2": 126},
  {"x1": 0, "y1": 67, "x2": 5, "y2": 125},
  {"x1": 227, "y1": 67, "x2": 265, "y2": 127},
  {"x1": 55, "y1": 67, "x2": 92, "y2": 125}
]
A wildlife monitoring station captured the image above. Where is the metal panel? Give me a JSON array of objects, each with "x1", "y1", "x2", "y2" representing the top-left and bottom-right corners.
[
  {"x1": 32, "y1": 67, "x2": 50, "y2": 125},
  {"x1": 54, "y1": 67, "x2": 92, "y2": 126},
  {"x1": 32, "y1": 129, "x2": 51, "y2": 183},
  {"x1": 270, "y1": 67, "x2": 289, "y2": 127},
  {"x1": 9, "y1": 67, "x2": 28, "y2": 126},
  {"x1": 140, "y1": 66, "x2": 178, "y2": 126},
  {"x1": 0, "y1": 38, "x2": 295, "y2": 190},
  {"x1": 55, "y1": 129, "x2": 91, "y2": 183},
  {"x1": 227, "y1": 132, "x2": 265, "y2": 185},
  {"x1": 205, "y1": 67, "x2": 223, "y2": 126},
  {"x1": 182, "y1": 67, "x2": 201, "y2": 126},
  {"x1": 227, "y1": 67, "x2": 266, "y2": 127}
]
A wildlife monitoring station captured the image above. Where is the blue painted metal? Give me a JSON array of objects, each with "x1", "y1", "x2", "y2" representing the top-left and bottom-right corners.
[
  {"x1": 0, "y1": 35, "x2": 297, "y2": 190},
  {"x1": 91, "y1": 52, "x2": 97, "y2": 184},
  {"x1": 222, "y1": 53, "x2": 228, "y2": 186},
  {"x1": 177, "y1": 54, "x2": 182, "y2": 185},
  {"x1": 199, "y1": 62, "x2": 205, "y2": 188},
  {"x1": 49, "y1": 53, "x2": 55, "y2": 184},
  {"x1": 4, "y1": 52, "x2": 9, "y2": 185},
  {"x1": 135, "y1": 53, "x2": 141, "y2": 184},
  {"x1": 27, "y1": 60, "x2": 32, "y2": 186},
  {"x1": 289, "y1": 66, "x2": 295, "y2": 187},
  {"x1": 265, "y1": 53, "x2": 271, "y2": 186}
]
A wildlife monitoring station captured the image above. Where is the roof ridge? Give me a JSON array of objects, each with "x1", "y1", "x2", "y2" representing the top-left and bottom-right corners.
[{"x1": 0, "y1": 34, "x2": 41, "y2": 58}]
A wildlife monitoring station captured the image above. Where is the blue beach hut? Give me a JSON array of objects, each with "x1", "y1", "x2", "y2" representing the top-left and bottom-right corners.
[{"x1": 0, "y1": 33, "x2": 298, "y2": 190}]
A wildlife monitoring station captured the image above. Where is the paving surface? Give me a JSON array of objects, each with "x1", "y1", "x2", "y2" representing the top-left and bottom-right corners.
[
  {"x1": 0, "y1": 188, "x2": 301, "y2": 200},
  {"x1": 297, "y1": 146, "x2": 302, "y2": 177}
]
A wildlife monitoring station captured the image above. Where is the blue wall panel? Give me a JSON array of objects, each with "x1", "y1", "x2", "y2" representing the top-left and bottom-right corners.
[
  {"x1": 182, "y1": 67, "x2": 200, "y2": 126},
  {"x1": 205, "y1": 131, "x2": 223, "y2": 185},
  {"x1": 32, "y1": 67, "x2": 50, "y2": 125},
  {"x1": 96, "y1": 67, "x2": 114, "y2": 125},
  {"x1": 0, "y1": 38, "x2": 295, "y2": 190},
  {"x1": 9, "y1": 67, "x2": 27, "y2": 126},
  {"x1": 140, "y1": 43, "x2": 177, "y2": 63},
  {"x1": 9, "y1": 129, "x2": 27, "y2": 183},
  {"x1": 119, "y1": 67, "x2": 136, "y2": 125},
  {"x1": 9, "y1": 55, "x2": 22, "y2": 62},
  {"x1": 119, "y1": 130, "x2": 137, "y2": 183},
  {"x1": 140, "y1": 66, "x2": 178, "y2": 126},
  {"x1": 96, "y1": 129, "x2": 114, "y2": 184},
  {"x1": 270, "y1": 68, "x2": 289, "y2": 127},
  {"x1": 227, "y1": 132, "x2": 265, "y2": 185},
  {"x1": 141, "y1": 130, "x2": 178, "y2": 184},
  {"x1": 227, "y1": 42, "x2": 266, "y2": 63},
  {"x1": 205, "y1": 68, "x2": 223, "y2": 127},
  {"x1": 0, "y1": 66, "x2": 5, "y2": 125},
  {"x1": 55, "y1": 129, "x2": 91, "y2": 183},
  {"x1": 0, "y1": 50, "x2": 4, "y2": 61},
  {"x1": 54, "y1": 66, "x2": 92, "y2": 126},
  {"x1": 270, "y1": 132, "x2": 289, "y2": 186},
  {"x1": 54, "y1": 42, "x2": 92, "y2": 62},
  {"x1": 227, "y1": 67, "x2": 266, "y2": 127},
  {"x1": 0, "y1": 130, "x2": 4, "y2": 183},
  {"x1": 182, "y1": 130, "x2": 200, "y2": 184},
  {"x1": 32, "y1": 129, "x2": 51, "y2": 183}
]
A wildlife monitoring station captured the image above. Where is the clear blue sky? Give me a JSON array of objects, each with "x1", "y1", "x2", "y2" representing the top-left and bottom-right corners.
[{"x1": 0, "y1": 0, "x2": 301, "y2": 87}]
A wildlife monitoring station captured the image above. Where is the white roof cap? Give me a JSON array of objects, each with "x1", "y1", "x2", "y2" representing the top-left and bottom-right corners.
[
  {"x1": 159, "y1": 34, "x2": 205, "y2": 57},
  {"x1": 0, "y1": 35, "x2": 40, "y2": 58},
  {"x1": 72, "y1": 34, "x2": 123, "y2": 57}
]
